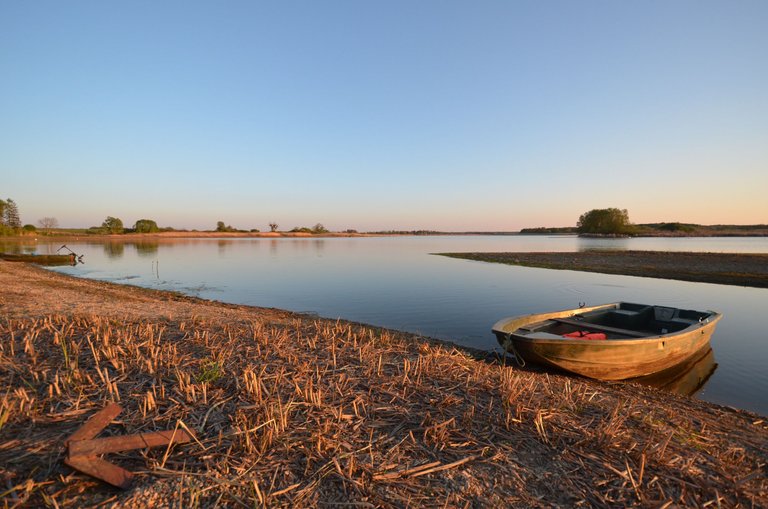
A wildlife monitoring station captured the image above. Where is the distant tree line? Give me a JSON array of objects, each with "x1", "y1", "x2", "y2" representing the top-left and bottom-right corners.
[
  {"x1": 290, "y1": 223, "x2": 328, "y2": 234},
  {"x1": 368, "y1": 230, "x2": 442, "y2": 235},
  {"x1": 0, "y1": 200, "x2": 341, "y2": 235},
  {"x1": 521, "y1": 209, "x2": 768, "y2": 237},
  {"x1": 519, "y1": 226, "x2": 578, "y2": 234}
]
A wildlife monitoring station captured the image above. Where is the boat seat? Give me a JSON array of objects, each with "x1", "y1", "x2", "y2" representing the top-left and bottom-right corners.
[
  {"x1": 552, "y1": 318, "x2": 648, "y2": 338},
  {"x1": 525, "y1": 332, "x2": 566, "y2": 340}
]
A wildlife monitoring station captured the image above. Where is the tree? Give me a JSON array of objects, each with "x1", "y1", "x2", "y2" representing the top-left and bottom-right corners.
[
  {"x1": 577, "y1": 208, "x2": 632, "y2": 235},
  {"x1": 102, "y1": 216, "x2": 124, "y2": 234},
  {"x1": 38, "y1": 217, "x2": 59, "y2": 233},
  {"x1": 0, "y1": 199, "x2": 6, "y2": 225},
  {"x1": 269, "y1": 222, "x2": 279, "y2": 232},
  {"x1": 134, "y1": 219, "x2": 159, "y2": 233},
  {"x1": 312, "y1": 223, "x2": 329, "y2": 234},
  {"x1": 216, "y1": 221, "x2": 238, "y2": 232},
  {"x1": 3, "y1": 199, "x2": 21, "y2": 229}
]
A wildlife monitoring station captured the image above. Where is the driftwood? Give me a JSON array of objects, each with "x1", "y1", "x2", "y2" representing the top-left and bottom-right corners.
[{"x1": 64, "y1": 403, "x2": 193, "y2": 488}]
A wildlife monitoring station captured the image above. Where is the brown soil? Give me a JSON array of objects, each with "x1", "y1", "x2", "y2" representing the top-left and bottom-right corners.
[
  {"x1": 1, "y1": 261, "x2": 766, "y2": 507},
  {"x1": 439, "y1": 250, "x2": 768, "y2": 288}
]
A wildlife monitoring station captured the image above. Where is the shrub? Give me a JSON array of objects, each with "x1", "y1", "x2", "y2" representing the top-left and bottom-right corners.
[
  {"x1": 658, "y1": 222, "x2": 695, "y2": 233},
  {"x1": 102, "y1": 216, "x2": 124, "y2": 234},
  {"x1": 312, "y1": 223, "x2": 329, "y2": 234},
  {"x1": 216, "y1": 221, "x2": 240, "y2": 232},
  {"x1": 577, "y1": 208, "x2": 633, "y2": 235},
  {"x1": 134, "y1": 219, "x2": 160, "y2": 233}
]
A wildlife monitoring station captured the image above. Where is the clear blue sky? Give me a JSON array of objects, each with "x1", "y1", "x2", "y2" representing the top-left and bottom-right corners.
[{"x1": 1, "y1": 1, "x2": 766, "y2": 231}]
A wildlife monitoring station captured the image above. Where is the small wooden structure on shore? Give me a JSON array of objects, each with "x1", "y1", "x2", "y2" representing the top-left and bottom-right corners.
[{"x1": 0, "y1": 253, "x2": 77, "y2": 266}]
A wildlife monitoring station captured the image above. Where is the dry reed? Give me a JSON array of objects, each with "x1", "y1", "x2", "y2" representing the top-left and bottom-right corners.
[{"x1": 0, "y1": 261, "x2": 766, "y2": 507}]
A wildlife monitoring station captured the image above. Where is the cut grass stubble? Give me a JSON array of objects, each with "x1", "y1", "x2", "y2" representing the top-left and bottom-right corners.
[{"x1": 0, "y1": 262, "x2": 767, "y2": 507}]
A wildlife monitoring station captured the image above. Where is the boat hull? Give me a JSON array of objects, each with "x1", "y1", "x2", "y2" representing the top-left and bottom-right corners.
[
  {"x1": 493, "y1": 303, "x2": 722, "y2": 380},
  {"x1": 0, "y1": 253, "x2": 76, "y2": 266}
]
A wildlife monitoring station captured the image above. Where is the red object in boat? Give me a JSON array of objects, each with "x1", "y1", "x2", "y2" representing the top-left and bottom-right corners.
[{"x1": 563, "y1": 331, "x2": 607, "y2": 340}]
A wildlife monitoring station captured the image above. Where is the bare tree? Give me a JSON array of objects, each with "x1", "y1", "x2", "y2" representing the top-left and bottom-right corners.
[
  {"x1": 269, "y1": 222, "x2": 279, "y2": 232},
  {"x1": 38, "y1": 217, "x2": 59, "y2": 233}
]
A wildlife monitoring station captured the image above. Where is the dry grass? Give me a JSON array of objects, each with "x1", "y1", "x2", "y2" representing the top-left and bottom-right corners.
[{"x1": 0, "y1": 261, "x2": 766, "y2": 508}]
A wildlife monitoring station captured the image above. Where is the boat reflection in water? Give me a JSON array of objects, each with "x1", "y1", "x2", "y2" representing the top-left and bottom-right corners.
[{"x1": 628, "y1": 344, "x2": 717, "y2": 396}]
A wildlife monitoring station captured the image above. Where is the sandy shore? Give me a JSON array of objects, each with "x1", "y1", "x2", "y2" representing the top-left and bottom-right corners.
[
  {"x1": 438, "y1": 250, "x2": 768, "y2": 288},
  {"x1": 1, "y1": 261, "x2": 766, "y2": 507}
]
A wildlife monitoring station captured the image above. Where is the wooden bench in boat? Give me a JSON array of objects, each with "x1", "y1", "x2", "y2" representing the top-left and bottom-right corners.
[{"x1": 551, "y1": 317, "x2": 649, "y2": 338}]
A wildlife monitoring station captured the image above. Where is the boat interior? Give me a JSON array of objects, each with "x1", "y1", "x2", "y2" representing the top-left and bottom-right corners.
[{"x1": 520, "y1": 302, "x2": 714, "y2": 340}]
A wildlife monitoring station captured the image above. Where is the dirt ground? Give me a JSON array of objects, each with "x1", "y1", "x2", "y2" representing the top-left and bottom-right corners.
[
  {"x1": 1, "y1": 261, "x2": 767, "y2": 507},
  {"x1": 439, "y1": 250, "x2": 768, "y2": 288}
]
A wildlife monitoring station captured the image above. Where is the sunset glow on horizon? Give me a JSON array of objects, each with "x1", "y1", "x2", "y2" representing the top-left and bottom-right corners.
[{"x1": 2, "y1": 1, "x2": 766, "y2": 231}]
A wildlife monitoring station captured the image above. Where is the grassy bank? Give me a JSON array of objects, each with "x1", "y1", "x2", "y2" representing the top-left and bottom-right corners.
[
  {"x1": 438, "y1": 250, "x2": 768, "y2": 288},
  {"x1": 1, "y1": 262, "x2": 766, "y2": 507}
]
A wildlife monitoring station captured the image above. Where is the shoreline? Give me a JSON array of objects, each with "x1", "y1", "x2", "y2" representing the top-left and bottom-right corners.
[
  {"x1": 438, "y1": 250, "x2": 768, "y2": 288},
  {"x1": 3, "y1": 229, "x2": 768, "y2": 242},
  {"x1": 1, "y1": 261, "x2": 766, "y2": 506}
]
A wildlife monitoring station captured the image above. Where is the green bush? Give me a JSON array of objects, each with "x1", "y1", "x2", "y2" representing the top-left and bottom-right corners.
[
  {"x1": 312, "y1": 223, "x2": 329, "y2": 234},
  {"x1": 658, "y1": 222, "x2": 695, "y2": 233},
  {"x1": 134, "y1": 219, "x2": 160, "y2": 233},
  {"x1": 216, "y1": 221, "x2": 244, "y2": 232},
  {"x1": 102, "y1": 216, "x2": 124, "y2": 234},
  {"x1": 577, "y1": 208, "x2": 633, "y2": 235}
]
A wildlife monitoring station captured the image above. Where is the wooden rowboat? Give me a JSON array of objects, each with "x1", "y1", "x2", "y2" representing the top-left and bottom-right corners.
[
  {"x1": 0, "y1": 253, "x2": 77, "y2": 266},
  {"x1": 492, "y1": 302, "x2": 721, "y2": 380}
]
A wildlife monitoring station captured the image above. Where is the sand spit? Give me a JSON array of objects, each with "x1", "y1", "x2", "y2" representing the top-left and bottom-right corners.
[
  {"x1": 438, "y1": 250, "x2": 768, "y2": 288},
  {"x1": 0, "y1": 261, "x2": 766, "y2": 507}
]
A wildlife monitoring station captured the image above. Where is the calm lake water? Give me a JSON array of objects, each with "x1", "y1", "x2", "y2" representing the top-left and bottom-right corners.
[{"x1": 8, "y1": 235, "x2": 768, "y2": 416}]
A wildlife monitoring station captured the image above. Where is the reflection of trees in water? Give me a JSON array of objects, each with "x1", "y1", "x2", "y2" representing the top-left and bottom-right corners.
[
  {"x1": 217, "y1": 240, "x2": 232, "y2": 255},
  {"x1": 297, "y1": 239, "x2": 326, "y2": 254},
  {"x1": 0, "y1": 240, "x2": 39, "y2": 255},
  {"x1": 0, "y1": 242, "x2": 22, "y2": 255},
  {"x1": 133, "y1": 241, "x2": 159, "y2": 257},
  {"x1": 104, "y1": 242, "x2": 125, "y2": 259},
  {"x1": 267, "y1": 238, "x2": 326, "y2": 256}
]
